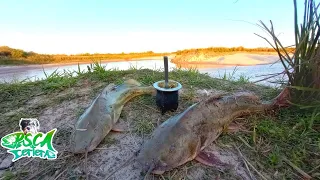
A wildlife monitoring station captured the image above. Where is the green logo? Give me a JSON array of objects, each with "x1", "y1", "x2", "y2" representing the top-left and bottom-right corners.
[{"x1": 0, "y1": 118, "x2": 58, "y2": 162}]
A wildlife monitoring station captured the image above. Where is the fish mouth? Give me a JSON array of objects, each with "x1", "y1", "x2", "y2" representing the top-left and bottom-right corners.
[
  {"x1": 136, "y1": 156, "x2": 155, "y2": 174},
  {"x1": 137, "y1": 161, "x2": 167, "y2": 175},
  {"x1": 136, "y1": 155, "x2": 169, "y2": 175},
  {"x1": 70, "y1": 129, "x2": 94, "y2": 153},
  {"x1": 72, "y1": 146, "x2": 87, "y2": 154}
]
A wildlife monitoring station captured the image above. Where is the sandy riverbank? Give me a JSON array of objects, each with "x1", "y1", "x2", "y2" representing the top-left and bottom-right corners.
[
  {"x1": 172, "y1": 53, "x2": 280, "y2": 66},
  {"x1": 0, "y1": 53, "x2": 279, "y2": 68}
]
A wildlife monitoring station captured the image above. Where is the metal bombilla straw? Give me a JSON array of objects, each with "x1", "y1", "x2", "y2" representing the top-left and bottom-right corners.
[{"x1": 164, "y1": 56, "x2": 169, "y2": 88}]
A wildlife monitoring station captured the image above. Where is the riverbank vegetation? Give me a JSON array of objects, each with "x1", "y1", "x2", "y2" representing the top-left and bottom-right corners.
[
  {"x1": 0, "y1": 46, "x2": 167, "y2": 65},
  {"x1": 171, "y1": 46, "x2": 295, "y2": 64},
  {"x1": 175, "y1": 46, "x2": 295, "y2": 55},
  {"x1": 0, "y1": 63, "x2": 318, "y2": 179},
  {"x1": 256, "y1": 0, "x2": 320, "y2": 105},
  {"x1": 0, "y1": 45, "x2": 292, "y2": 66}
]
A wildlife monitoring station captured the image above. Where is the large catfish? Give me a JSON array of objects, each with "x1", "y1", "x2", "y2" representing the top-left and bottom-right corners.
[
  {"x1": 136, "y1": 89, "x2": 290, "y2": 174},
  {"x1": 71, "y1": 79, "x2": 155, "y2": 153}
]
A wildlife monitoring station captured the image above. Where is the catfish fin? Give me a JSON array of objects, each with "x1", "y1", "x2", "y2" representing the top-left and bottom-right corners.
[
  {"x1": 205, "y1": 93, "x2": 227, "y2": 103},
  {"x1": 223, "y1": 122, "x2": 242, "y2": 133},
  {"x1": 150, "y1": 162, "x2": 166, "y2": 175},
  {"x1": 111, "y1": 120, "x2": 130, "y2": 132},
  {"x1": 101, "y1": 83, "x2": 116, "y2": 96},
  {"x1": 272, "y1": 87, "x2": 291, "y2": 107},
  {"x1": 195, "y1": 150, "x2": 228, "y2": 168},
  {"x1": 151, "y1": 169, "x2": 165, "y2": 175}
]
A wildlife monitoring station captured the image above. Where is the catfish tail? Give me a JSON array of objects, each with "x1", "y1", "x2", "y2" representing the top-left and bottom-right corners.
[
  {"x1": 117, "y1": 86, "x2": 156, "y2": 105},
  {"x1": 271, "y1": 87, "x2": 291, "y2": 108}
]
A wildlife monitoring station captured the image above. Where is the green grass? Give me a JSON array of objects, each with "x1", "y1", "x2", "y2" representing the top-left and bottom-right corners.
[
  {"x1": 42, "y1": 68, "x2": 78, "y2": 91},
  {"x1": 134, "y1": 117, "x2": 155, "y2": 136},
  {"x1": 2, "y1": 171, "x2": 15, "y2": 180},
  {"x1": 236, "y1": 73, "x2": 251, "y2": 84},
  {"x1": 218, "y1": 66, "x2": 251, "y2": 85},
  {"x1": 219, "y1": 107, "x2": 320, "y2": 179},
  {"x1": 220, "y1": 67, "x2": 238, "y2": 81}
]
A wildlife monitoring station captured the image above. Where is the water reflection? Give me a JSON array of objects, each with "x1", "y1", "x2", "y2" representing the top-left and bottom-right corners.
[{"x1": 0, "y1": 60, "x2": 176, "y2": 83}]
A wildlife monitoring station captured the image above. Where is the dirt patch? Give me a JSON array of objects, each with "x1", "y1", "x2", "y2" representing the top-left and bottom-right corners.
[{"x1": 39, "y1": 99, "x2": 88, "y2": 133}]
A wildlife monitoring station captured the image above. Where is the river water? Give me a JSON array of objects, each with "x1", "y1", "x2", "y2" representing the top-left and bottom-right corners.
[{"x1": 0, "y1": 59, "x2": 286, "y2": 87}]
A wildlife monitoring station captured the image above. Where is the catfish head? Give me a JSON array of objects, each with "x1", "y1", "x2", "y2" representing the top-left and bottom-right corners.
[
  {"x1": 71, "y1": 94, "x2": 113, "y2": 153},
  {"x1": 136, "y1": 105, "x2": 202, "y2": 174}
]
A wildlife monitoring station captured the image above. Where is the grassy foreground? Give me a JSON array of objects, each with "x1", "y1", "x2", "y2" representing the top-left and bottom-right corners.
[{"x1": 0, "y1": 65, "x2": 319, "y2": 179}]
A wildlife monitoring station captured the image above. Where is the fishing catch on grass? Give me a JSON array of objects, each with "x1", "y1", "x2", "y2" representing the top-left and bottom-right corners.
[
  {"x1": 70, "y1": 79, "x2": 155, "y2": 153},
  {"x1": 134, "y1": 88, "x2": 290, "y2": 175}
]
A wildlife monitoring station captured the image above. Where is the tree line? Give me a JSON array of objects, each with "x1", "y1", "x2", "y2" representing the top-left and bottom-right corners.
[
  {"x1": 0, "y1": 46, "x2": 295, "y2": 64},
  {"x1": 175, "y1": 46, "x2": 295, "y2": 55}
]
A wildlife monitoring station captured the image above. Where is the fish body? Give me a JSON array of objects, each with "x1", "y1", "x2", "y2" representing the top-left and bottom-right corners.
[
  {"x1": 71, "y1": 79, "x2": 155, "y2": 153},
  {"x1": 136, "y1": 92, "x2": 279, "y2": 174}
]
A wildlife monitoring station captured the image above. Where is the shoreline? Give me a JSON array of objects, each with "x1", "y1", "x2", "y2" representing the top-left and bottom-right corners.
[
  {"x1": 0, "y1": 56, "x2": 169, "y2": 68},
  {"x1": 0, "y1": 52, "x2": 279, "y2": 68},
  {"x1": 173, "y1": 52, "x2": 280, "y2": 68}
]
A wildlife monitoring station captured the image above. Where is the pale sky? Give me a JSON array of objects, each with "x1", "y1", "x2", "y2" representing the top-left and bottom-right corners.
[{"x1": 0, "y1": 0, "x2": 305, "y2": 54}]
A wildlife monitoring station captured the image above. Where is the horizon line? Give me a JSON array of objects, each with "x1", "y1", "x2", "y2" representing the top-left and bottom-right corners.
[{"x1": 0, "y1": 45, "x2": 293, "y2": 56}]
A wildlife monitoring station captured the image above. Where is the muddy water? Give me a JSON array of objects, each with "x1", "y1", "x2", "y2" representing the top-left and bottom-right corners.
[{"x1": 0, "y1": 59, "x2": 286, "y2": 86}]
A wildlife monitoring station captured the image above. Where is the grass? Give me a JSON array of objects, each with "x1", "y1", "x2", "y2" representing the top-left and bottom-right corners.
[
  {"x1": 0, "y1": 63, "x2": 318, "y2": 179},
  {"x1": 134, "y1": 117, "x2": 155, "y2": 136},
  {"x1": 223, "y1": 107, "x2": 320, "y2": 179},
  {"x1": 242, "y1": 2, "x2": 320, "y2": 177},
  {"x1": 219, "y1": 67, "x2": 252, "y2": 85},
  {"x1": 42, "y1": 68, "x2": 78, "y2": 91},
  {"x1": 220, "y1": 67, "x2": 238, "y2": 81}
]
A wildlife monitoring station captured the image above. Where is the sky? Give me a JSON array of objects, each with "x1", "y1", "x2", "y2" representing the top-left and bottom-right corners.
[{"x1": 0, "y1": 0, "x2": 306, "y2": 54}]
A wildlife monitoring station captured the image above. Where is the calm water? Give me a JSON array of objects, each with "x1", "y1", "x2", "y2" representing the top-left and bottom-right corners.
[{"x1": 0, "y1": 59, "x2": 286, "y2": 87}]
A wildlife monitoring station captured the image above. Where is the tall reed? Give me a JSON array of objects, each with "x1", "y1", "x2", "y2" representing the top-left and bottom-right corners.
[{"x1": 256, "y1": 0, "x2": 320, "y2": 103}]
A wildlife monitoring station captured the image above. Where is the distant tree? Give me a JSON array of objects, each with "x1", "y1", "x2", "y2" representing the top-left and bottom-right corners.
[
  {"x1": 0, "y1": 46, "x2": 12, "y2": 52},
  {"x1": 11, "y1": 49, "x2": 26, "y2": 58},
  {"x1": 27, "y1": 51, "x2": 37, "y2": 56},
  {"x1": 0, "y1": 51, "x2": 11, "y2": 57}
]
